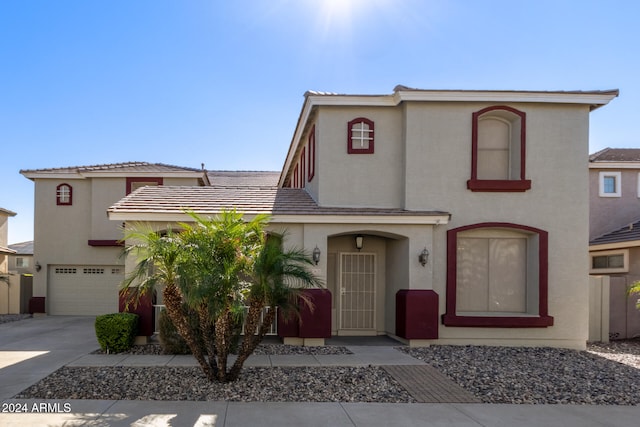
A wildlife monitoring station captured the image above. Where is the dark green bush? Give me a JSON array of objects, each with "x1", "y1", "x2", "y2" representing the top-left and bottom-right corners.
[{"x1": 95, "y1": 312, "x2": 139, "y2": 353}]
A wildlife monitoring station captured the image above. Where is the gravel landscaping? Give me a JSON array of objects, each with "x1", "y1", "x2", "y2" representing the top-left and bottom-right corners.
[
  {"x1": 92, "y1": 343, "x2": 353, "y2": 356},
  {"x1": 401, "y1": 341, "x2": 640, "y2": 405},
  {"x1": 12, "y1": 335, "x2": 640, "y2": 404},
  {"x1": 0, "y1": 313, "x2": 32, "y2": 324},
  {"x1": 16, "y1": 366, "x2": 414, "y2": 403}
]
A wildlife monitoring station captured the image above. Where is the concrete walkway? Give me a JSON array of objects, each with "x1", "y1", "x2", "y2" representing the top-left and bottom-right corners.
[{"x1": 1, "y1": 316, "x2": 639, "y2": 426}]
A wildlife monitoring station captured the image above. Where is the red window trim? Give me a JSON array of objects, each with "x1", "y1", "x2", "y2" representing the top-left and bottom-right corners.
[
  {"x1": 300, "y1": 147, "x2": 306, "y2": 188},
  {"x1": 88, "y1": 240, "x2": 124, "y2": 247},
  {"x1": 308, "y1": 126, "x2": 315, "y2": 181},
  {"x1": 56, "y1": 183, "x2": 73, "y2": 206},
  {"x1": 126, "y1": 177, "x2": 163, "y2": 195},
  {"x1": 467, "y1": 106, "x2": 531, "y2": 192},
  {"x1": 347, "y1": 117, "x2": 375, "y2": 154},
  {"x1": 442, "y1": 222, "x2": 553, "y2": 328}
]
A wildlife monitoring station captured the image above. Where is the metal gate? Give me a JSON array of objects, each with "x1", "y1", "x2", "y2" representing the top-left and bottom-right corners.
[{"x1": 339, "y1": 252, "x2": 376, "y2": 331}]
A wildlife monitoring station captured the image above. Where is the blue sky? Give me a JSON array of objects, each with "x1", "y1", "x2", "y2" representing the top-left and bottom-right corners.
[{"x1": 1, "y1": 0, "x2": 638, "y2": 244}]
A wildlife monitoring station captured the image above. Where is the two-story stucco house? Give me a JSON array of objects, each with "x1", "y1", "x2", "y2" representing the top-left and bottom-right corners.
[
  {"x1": 20, "y1": 163, "x2": 209, "y2": 315},
  {"x1": 0, "y1": 207, "x2": 17, "y2": 274},
  {"x1": 107, "y1": 86, "x2": 618, "y2": 350},
  {"x1": 588, "y1": 148, "x2": 640, "y2": 339}
]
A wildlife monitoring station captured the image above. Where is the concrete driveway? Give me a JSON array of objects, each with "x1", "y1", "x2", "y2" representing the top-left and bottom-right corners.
[{"x1": 0, "y1": 315, "x2": 98, "y2": 400}]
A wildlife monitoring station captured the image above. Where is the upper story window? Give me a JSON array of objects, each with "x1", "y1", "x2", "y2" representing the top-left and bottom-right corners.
[
  {"x1": 443, "y1": 222, "x2": 553, "y2": 328},
  {"x1": 126, "y1": 177, "x2": 163, "y2": 195},
  {"x1": 348, "y1": 117, "x2": 374, "y2": 154},
  {"x1": 308, "y1": 126, "x2": 316, "y2": 181},
  {"x1": 467, "y1": 106, "x2": 531, "y2": 192},
  {"x1": 598, "y1": 171, "x2": 621, "y2": 197},
  {"x1": 56, "y1": 183, "x2": 73, "y2": 205}
]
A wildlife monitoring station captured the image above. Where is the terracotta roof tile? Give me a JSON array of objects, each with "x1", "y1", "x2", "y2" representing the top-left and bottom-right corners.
[
  {"x1": 0, "y1": 246, "x2": 16, "y2": 255},
  {"x1": 20, "y1": 162, "x2": 204, "y2": 174},
  {"x1": 590, "y1": 219, "x2": 640, "y2": 246},
  {"x1": 207, "y1": 171, "x2": 281, "y2": 187},
  {"x1": 108, "y1": 185, "x2": 449, "y2": 218},
  {"x1": 589, "y1": 148, "x2": 640, "y2": 162},
  {"x1": 8, "y1": 241, "x2": 33, "y2": 255}
]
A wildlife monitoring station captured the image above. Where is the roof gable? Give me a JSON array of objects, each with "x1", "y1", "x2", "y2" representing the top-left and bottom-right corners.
[
  {"x1": 589, "y1": 148, "x2": 640, "y2": 163},
  {"x1": 20, "y1": 162, "x2": 208, "y2": 182}
]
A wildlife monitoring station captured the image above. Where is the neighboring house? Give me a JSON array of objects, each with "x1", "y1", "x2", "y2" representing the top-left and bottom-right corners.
[
  {"x1": 1, "y1": 207, "x2": 18, "y2": 314},
  {"x1": 107, "y1": 86, "x2": 618, "y2": 350},
  {"x1": 0, "y1": 208, "x2": 17, "y2": 274},
  {"x1": 589, "y1": 148, "x2": 640, "y2": 339},
  {"x1": 8, "y1": 241, "x2": 34, "y2": 275},
  {"x1": 20, "y1": 162, "x2": 209, "y2": 315}
]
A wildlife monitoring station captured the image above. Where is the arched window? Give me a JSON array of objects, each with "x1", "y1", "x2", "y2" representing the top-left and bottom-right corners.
[
  {"x1": 468, "y1": 106, "x2": 531, "y2": 192},
  {"x1": 56, "y1": 183, "x2": 73, "y2": 206},
  {"x1": 347, "y1": 117, "x2": 374, "y2": 154},
  {"x1": 443, "y1": 222, "x2": 553, "y2": 327}
]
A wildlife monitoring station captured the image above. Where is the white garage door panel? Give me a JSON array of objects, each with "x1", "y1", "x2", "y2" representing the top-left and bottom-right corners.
[{"x1": 48, "y1": 265, "x2": 123, "y2": 315}]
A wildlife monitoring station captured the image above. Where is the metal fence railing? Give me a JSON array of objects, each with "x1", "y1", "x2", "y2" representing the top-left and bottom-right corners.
[{"x1": 153, "y1": 304, "x2": 278, "y2": 336}]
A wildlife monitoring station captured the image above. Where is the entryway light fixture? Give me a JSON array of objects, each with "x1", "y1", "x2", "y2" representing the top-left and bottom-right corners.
[
  {"x1": 355, "y1": 235, "x2": 364, "y2": 251},
  {"x1": 419, "y1": 248, "x2": 429, "y2": 266},
  {"x1": 35, "y1": 262, "x2": 42, "y2": 272},
  {"x1": 312, "y1": 246, "x2": 321, "y2": 265}
]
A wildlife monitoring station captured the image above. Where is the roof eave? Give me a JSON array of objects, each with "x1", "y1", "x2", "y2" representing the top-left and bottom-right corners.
[{"x1": 108, "y1": 210, "x2": 451, "y2": 226}]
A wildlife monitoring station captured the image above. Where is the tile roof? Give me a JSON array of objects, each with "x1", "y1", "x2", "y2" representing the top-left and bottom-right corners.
[
  {"x1": 590, "y1": 219, "x2": 640, "y2": 246},
  {"x1": 207, "y1": 171, "x2": 280, "y2": 187},
  {"x1": 0, "y1": 207, "x2": 17, "y2": 217},
  {"x1": 8, "y1": 241, "x2": 33, "y2": 255},
  {"x1": 0, "y1": 246, "x2": 16, "y2": 255},
  {"x1": 589, "y1": 148, "x2": 640, "y2": 162},
  {"x1": 108, "y1": 185, "x2": 449, "y2": 218},
  {"x1": 20, "y1": 161, "x2": 205, "y2": 174}
]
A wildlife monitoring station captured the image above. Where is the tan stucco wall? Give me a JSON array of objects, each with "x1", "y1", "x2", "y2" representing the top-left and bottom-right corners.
[
  {"x1": 315, "y1": 107, "x2": 404, "y2": 208},
  {"x1": 306, "y1": 101, "x2": 592, "y2": 349},
  {"x1": 32, "y1": 176, "x2": 202, "y2": 302}
]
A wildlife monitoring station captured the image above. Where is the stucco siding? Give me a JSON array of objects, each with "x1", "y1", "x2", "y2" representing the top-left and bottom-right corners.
[
  {"x1": 316, "y1": 107, "x2": 404, "y2": 208},
  {"x1": 413, "y1": 103, "x2": 591, "y2": 347}
]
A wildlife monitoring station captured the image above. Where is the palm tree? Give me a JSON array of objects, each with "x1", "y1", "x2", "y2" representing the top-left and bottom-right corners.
[
  {"x1": 227, "y1": 235, "x2": 323, "y2": 381},
  {"x1": 121, "y1": 210, "x2": 322, "y2": 382},
  {"x1": 120, "y1": 223, "x2": 215, "y2": 380}
]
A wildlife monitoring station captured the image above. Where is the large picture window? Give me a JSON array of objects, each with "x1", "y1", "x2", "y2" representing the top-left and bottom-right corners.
[
  {"x1": 443, "y1": 223, "x2": 553, "y2": 327},
  {"x1": 467, "y1": 106, "x2": 531, "y2": 192}
]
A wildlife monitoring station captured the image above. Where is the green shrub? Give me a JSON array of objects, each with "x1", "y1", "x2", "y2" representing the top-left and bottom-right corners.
[{"x1": 95, "y1": 313, "x2": 139, "y2": 353}]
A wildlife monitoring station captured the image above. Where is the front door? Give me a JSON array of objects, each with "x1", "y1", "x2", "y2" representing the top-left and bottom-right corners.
[{"x1": 339, "y1": 252, "x2": 376, "y2": 334}]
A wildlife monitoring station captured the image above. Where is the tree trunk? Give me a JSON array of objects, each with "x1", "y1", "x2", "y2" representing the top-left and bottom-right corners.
[
  {"x1": 227, "y1": 299, "x2": 274, "y2": 381},
  {"x1": 214, "y1": 309, "x2": 233, "y2": 382},
  {"x1": 163, "y1": 284, "x2": 215, "y2": 381},
  {"x1": 197, "y1": 303, "x2": 218, "y2": 374}
]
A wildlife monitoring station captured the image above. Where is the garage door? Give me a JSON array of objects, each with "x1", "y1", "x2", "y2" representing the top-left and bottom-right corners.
[{"x1": 48, "y1": 265, "x2": 123, "y2": 315}]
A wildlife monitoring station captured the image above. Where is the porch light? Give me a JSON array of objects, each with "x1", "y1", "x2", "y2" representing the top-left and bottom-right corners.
[
  {"x1": 312, "y1": 246, "x2": 321, "y2": 265},
  {"x1": 419, "y1": 248, "x2": 429, "y2": 267},
  {"x1": 35, "y1": 262, "x2": 42, "y2": 272},
  {"x1": 355, "y1": 235, "x2": 364, "y2": 251}
]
